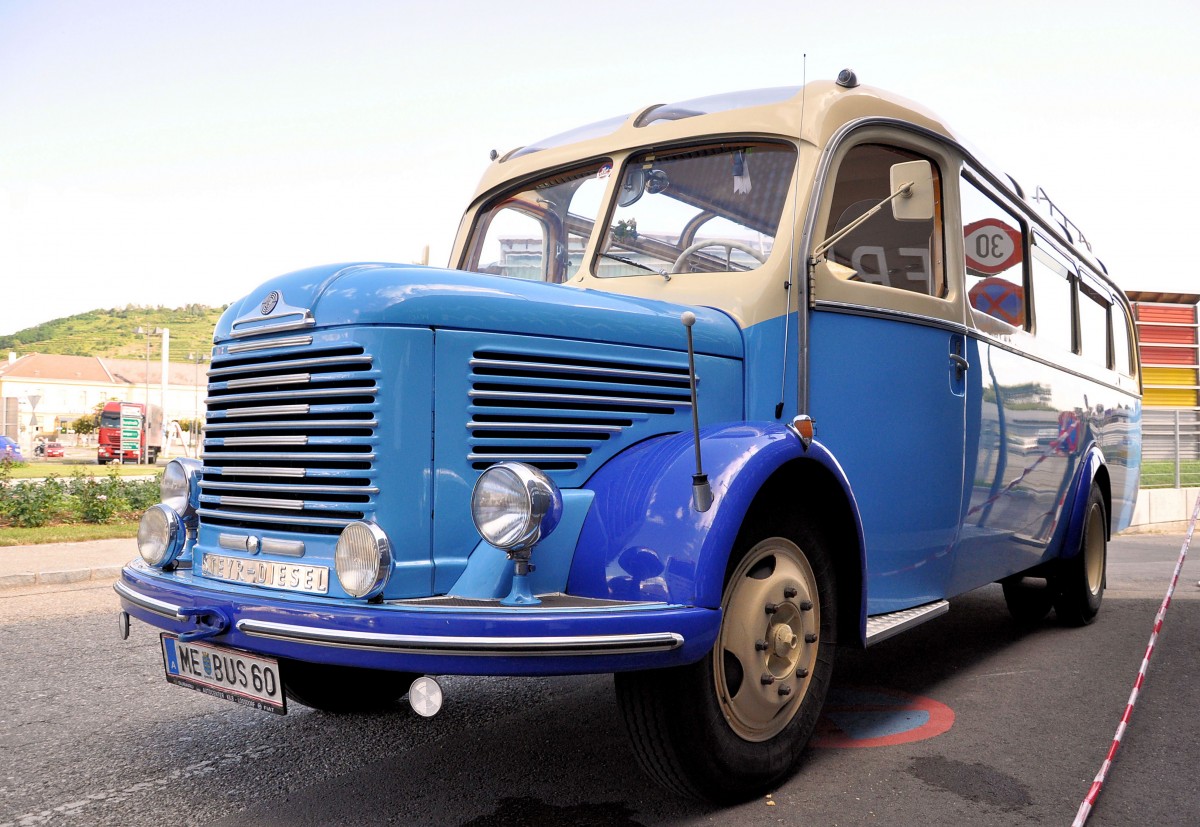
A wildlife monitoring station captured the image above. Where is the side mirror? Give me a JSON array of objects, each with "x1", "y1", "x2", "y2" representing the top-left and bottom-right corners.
[
  {"x1": 890, "y1": 160, "x2": 934, "y2": 221},
  {"x1": 618, "y1": 168, "x2": 645, "y2": 207}
]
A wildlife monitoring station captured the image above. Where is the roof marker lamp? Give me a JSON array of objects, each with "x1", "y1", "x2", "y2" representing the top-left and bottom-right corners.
[
  {"x1": 138, "y1": 504, "x2": 186, "y2": 568},
  {"x1": 471, "y1": 462, "x2": 563, "y2": 606}
]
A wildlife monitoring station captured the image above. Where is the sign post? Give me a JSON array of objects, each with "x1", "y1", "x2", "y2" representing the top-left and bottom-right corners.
[{"x1": 120, "y1": 404, "x2": 141, "y2": 463}]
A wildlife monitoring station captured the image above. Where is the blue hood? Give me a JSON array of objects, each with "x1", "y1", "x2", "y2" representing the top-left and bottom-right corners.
[{"x1": 214, "y1": 263, "x2": 744, "y2": 359}]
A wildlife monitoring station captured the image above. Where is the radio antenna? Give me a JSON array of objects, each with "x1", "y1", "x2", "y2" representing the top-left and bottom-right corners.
[{"x1": 776, "y1": 54, "x2": 807, "y2": 419}]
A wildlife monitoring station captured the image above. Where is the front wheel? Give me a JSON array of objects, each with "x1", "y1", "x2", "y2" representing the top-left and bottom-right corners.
[
  {"x1": 615, "y1": 530, "x2": 836, "y2": 802},
  {"x1": 281, "y1": 660, "x2": 418, "y2": 713},
  {"x1": 1054, "y1": 484, "x2": 1107, "y2": 626}
]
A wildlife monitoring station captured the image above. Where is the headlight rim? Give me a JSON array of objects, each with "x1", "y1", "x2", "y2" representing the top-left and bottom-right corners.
[
  {"x1": 470, "y1": 461, "x2": 562, "y2": 553},
  {"x1": 334, "y1": 520, "x2": 392, "y2": 599},
  {"x1": 160, "y1": 457, "x2": 203, "y2": 518},
  {"x1": 137, "y1": 503, "x2": 186, "y2": 568}
]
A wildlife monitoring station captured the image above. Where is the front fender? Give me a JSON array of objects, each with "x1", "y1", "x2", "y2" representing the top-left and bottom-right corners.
[
  {"x1": 568, "y1": 422, "x2": 862, "y2": 609},
  {"x1": 1058, "y1": 443, "x2": 1108, "y2": 560}
]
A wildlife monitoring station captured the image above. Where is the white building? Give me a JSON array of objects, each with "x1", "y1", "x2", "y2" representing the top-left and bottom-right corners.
[{"x1": 0, "y1": 352, "x2": 207, "y2": 454}]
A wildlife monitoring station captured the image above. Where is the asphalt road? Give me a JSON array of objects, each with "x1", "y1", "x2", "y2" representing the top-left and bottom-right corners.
[{"x1": 1, "y1": 532, "x2": 1196, "y2": 826}]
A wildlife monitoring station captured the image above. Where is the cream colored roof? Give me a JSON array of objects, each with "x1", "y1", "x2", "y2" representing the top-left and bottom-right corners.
[{"x1": 0, "y1": 352, "x2": 203, "y2": 387}]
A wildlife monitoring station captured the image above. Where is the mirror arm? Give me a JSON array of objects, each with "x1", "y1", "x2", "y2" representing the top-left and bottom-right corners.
[{"x1": 810, "y1": 180, "x2": 914, "y2": 261}]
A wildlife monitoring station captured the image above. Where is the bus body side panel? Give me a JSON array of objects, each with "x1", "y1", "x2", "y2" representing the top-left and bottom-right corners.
[
  {"x1": 807, "y1": 309, "x2": 966, "y2": 615},
  {"x1": 947, "y1": 335, "x2": 1142, "y2": 595},
  {"x1": 568, "y1": 424, "x2": 864, "y2": 612}
]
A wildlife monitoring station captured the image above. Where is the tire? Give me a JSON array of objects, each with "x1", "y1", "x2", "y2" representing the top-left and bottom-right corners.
[
  {"x1": 281, "y1": 660, "x2": 418, "y2": 713},
  {"x1": 1001, "y1": 574, "x2": 1059, "y2": 626},
  {"x1": 615, "y1": 528, "x2": 836, "y2": 802},
  {"x1": 1054, "y1": 484, "x2": 1107, "y2": 626}
]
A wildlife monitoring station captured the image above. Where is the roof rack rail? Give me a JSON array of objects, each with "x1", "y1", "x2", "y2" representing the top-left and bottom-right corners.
[{"x1": 1031, "y1": 186, "x2": 1092, "y2": 253}]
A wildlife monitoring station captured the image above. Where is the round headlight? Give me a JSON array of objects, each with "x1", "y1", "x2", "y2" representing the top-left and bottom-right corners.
[
  {"x1": 160, "y1": 457, "x2": 202, "y2": 517},
  {"x1": 335, "y1": 521, "x2": 392, "y2": 599},
  {"x1": 470, "y1": 462, "x2": 562, "y2": 552},
  {"x1": 138, "y1": 504, "x2": 185, "y2": 567}
]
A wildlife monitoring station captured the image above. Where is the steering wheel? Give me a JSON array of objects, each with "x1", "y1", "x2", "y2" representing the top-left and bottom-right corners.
[{"x1": 671, "y1": 239, "x2": 766, "y2": 273}]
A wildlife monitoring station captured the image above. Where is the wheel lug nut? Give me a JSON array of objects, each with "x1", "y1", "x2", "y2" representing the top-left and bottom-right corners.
[
  {"x1": 765, "y1": 603, "x2": 780, "y2": 614},
  {"x1": 760, "y1": 673, "x2": 776, "y2": 685},
  {"x1": 800, "y1": 600, "x2": 813, "y2": 611},
  {"x1": 778, "y1": 684, "x2": 792, "y2": 696},
  {"x1": 755, "y1": 639, "x2": 769, "y2": 651},
  {"x1": 784, "y1": 586, "x2": 798, "y2": 599},
  {"x1": 805, "y1": 633, "x2": 818, "y2": 644},
  {"x1": 796, "y1": 667, "x2": 809, "y2": 678}
]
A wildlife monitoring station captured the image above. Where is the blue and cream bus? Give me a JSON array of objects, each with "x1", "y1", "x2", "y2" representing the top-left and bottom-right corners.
[{"x1": 117, "y1": 72, "x2": 1141, "y2": 801}]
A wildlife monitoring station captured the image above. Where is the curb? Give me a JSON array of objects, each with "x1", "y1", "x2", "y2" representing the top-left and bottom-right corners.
[{"x1": 0, "y1": 565, "x2": 124, "y2": 590}]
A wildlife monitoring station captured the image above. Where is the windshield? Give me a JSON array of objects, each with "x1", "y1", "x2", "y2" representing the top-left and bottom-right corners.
[
  {"x1": 463, "y1": 163, "x2": 608, "y2": 284},
  {"x1": 100, "y1": 411, "x2": 121, "y2": 428},
  {"x1": 598, "y1": 142, "x2": 795, "y2": 277}
]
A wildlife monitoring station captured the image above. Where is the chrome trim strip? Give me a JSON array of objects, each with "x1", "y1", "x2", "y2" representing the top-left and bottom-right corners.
[
  {"x1": 467, "y1": 422, "x2": 623, "y2": 433},
  {"x1": 203, "y1": 419, "x2": 378, "y2": 432},
  {"x1": 209, "y1": 466, "x2": 308, "y2": 477},
  {"x1": 470, "y1": 357, "x2": 688, "y2": 383},
  {"x1": 236, "y1": 619, "x2": 685, "y2": 656},
  {"x1": 219, "y1": 533, "x2": 252, "y2": 551},
  {"x1": 200, "y1": 451, "x2": 376, "y2": 462},
  {"x1": 205, "y1": 387, "x2": 375, "y2": 406},
  {"x1": 467, "y1": 452, "x2": 589, "y2": 462},
  {"x1": 208, "y1": 355, "x2": 372, "y2": 378},
  {"x1": 200, "y1": 480, "x2": 378, "y2": 495},
  {"x1": 225, "y1": 373, "x2": 311, "y2": 389},
  {"x1": 469, "y1": 389, "x2": 688, "y2": 409},
  {"x1": 197, "y1": 508, "x2": 353, "y2": 528},
  {"x1": 230, "y1": 310, "x2": 315, "y2": 339},
  {"x1": 226, "y1": 335, "x2": 313, "y2": 354},
  {"x1": 113, "y1": 581, "x2": 184, "y2": 620},
  {"x1": 220, "y1": 404, "x2": 310, "y2": 418},
  {"x1": 216, "y1": 435, "x2": 310, "y2": 446},
  {"x1": 261, "y1": 538, "x2": 306, "y2": 557},
  {"x1": 216, "y1": 496, "x2": 305, "y2": 510}
]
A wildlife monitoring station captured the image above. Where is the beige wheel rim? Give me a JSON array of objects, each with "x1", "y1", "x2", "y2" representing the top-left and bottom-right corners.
[
  {"x1": 1084, "y1": 502, "x2": 1105, "y2": 595},
  {"x1": 714, "y1": 537, "x2": 820, "y2": 742}
]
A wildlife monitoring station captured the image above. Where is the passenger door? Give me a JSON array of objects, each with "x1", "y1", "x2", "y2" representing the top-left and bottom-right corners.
[{"x1": 808, "y1": 137, "x2": 967, "y2": 615}]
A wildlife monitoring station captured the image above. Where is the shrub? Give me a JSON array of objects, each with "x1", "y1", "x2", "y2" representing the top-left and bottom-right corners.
[{"x1": 0, "y1": 476, "x2": 68, "y2": 527}]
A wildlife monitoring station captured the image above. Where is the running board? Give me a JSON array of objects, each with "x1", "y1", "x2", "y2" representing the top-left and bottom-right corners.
[{"x1": 865, "y1": 600, "x2": 949, "y2": 646}]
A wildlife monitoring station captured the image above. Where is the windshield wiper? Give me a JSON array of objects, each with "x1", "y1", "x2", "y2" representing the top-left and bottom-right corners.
[{"x1": 596, "y1": 251, "x2": 671, "y2": 281}]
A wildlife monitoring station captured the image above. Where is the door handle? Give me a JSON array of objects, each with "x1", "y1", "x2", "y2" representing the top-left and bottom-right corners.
[{"x1": 950, "y1": 353, "x2": 970, "y2": 378}]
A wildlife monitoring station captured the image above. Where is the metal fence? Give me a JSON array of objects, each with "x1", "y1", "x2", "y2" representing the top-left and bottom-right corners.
[{"x1": 1141, "y1": 408, "x2": 1200, "y2": 488}]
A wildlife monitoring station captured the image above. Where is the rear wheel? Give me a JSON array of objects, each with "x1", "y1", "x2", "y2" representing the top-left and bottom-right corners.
[
  {"x1": 281, "y1": 660, "x2": 418, "y2": 713},
  {"x1": 615, "y1": 528, "x2": 836, "y2": 802},
  {"x1": 1054, "y1": 484, "x2": 1107, "y2": 626}
]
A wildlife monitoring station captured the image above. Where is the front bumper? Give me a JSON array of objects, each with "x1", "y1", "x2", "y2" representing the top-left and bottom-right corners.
[{"x1": 116, "y1": 562, "x2": 720, "y2": 676}]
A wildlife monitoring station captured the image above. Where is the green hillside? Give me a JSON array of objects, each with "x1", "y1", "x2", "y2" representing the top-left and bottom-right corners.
[{"x1": 0, "y1": 304, "x2": 227, "y2": 361}]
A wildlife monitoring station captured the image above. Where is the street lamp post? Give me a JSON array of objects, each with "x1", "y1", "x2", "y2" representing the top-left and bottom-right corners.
[
  {"x1": 188, "y1": 352, "x2": 209, "y2": 454},
  {"x1": 134, "y1": 326, "x2": 162, "y2": 464}
]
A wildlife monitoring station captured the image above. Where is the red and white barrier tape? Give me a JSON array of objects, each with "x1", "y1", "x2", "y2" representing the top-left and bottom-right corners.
[{"x1": 1072, "y1": 492, "x2": 1200, "y2": 826}]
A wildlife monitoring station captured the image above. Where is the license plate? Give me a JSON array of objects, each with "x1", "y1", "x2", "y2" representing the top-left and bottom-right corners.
[
  {"x1": 161, "y1": 634, "x2": 286, "y2": 714},
  {"x1": 201, "y1": 552, "x2": 329, "y2": 594}
]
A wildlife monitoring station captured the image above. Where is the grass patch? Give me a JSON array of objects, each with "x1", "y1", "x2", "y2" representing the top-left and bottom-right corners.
[
  {"x1": 1141, "y1": 459, "x2": 1200, "y2": 489},
  {"x1": 0, "y1": 519, "x2": 138, "y2": 546},
  {"x1": 2, "y1": 461, "x2": 161, "y2": 479}
]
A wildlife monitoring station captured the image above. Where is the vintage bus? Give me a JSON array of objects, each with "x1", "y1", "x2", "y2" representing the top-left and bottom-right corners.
[{"x1": 116, "y1": 73, "x2": 1141, "y2": 801}]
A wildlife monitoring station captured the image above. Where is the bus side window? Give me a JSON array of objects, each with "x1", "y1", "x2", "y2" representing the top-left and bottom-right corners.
[
  {"x1": 1031, "y1": 238, "x2": 1076, "y2": 353},
  {"x1": 1112, "y1": 299, "x2": 1134, "y2": 376},
  {"x1": 1078, "y1": 276, "x2": 1111, "y2": 369},
  {"x1": 960, "y1": 174, "x2": 1027, "y2": 329},
  {"x1": 823, "y1": 144, "x2": 945, "y2": 297}
]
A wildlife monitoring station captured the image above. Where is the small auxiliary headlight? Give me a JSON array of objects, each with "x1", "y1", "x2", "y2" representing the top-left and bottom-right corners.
[
  {"x1": 335, "y1": 521, "x2": 392, "y2": 599},
  {"x1": 138, "y1": 503, "x2": 186, "y2": 568},
  {"x1": 160, "y1": 457, "x2": 202, "y2": 517},
  {"x1": 470, "y1": 462, "x2": 562, "y2": 552}
]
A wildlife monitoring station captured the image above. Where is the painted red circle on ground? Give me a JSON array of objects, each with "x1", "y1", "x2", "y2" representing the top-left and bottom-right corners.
[{"x1": 813, "y1": 686, "x2": 955, "y2": 748}]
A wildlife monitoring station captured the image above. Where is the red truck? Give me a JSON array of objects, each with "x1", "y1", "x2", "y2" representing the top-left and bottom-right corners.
[{"x1": 97, "y1": 401, "x2": 163, "y2": 464}]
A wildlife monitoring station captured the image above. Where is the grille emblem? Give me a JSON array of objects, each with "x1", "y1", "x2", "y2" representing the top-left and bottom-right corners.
[{"x1": 260, "y1": 291, "x2": 281, "y2": 315}]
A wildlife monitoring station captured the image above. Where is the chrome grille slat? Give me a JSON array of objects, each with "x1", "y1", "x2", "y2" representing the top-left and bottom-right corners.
[
  {"x1": 200, "y1": 339, "x2": 379, "y2": 536},
  {"x1": 467, "y1": 349, "x2": 692, "y2": 474}
]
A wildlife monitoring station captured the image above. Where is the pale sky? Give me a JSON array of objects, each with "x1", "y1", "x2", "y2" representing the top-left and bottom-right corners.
[{"x1": 1, "y1": 0, "x2": 1197, "y2": 336}]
